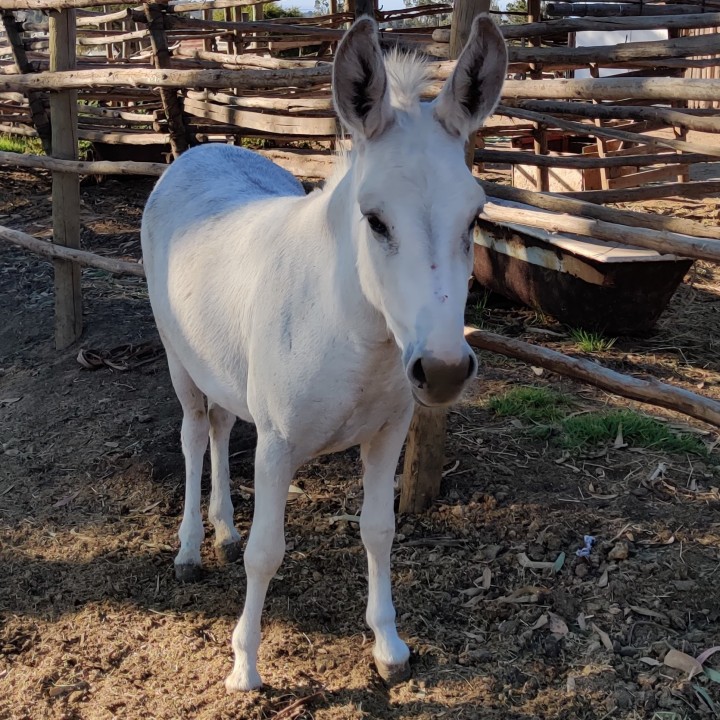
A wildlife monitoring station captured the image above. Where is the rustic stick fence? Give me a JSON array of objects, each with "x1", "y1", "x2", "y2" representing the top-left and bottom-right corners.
[{"x1": 2, "y1": 0, "x2": 720, "y2": 512}]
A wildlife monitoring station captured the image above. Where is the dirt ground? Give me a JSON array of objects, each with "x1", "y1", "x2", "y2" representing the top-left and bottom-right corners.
[{"x1": 1, "y1": 167, "x2": 719, "y2": 720}]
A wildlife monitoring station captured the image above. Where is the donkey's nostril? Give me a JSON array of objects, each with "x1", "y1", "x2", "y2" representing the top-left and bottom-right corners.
[
  {"x1": 411, "y1": 358, "x2": 427, "y2": 386},
  {"x1": 466, "y1": 354, "x2": 476, "y2": 380}
]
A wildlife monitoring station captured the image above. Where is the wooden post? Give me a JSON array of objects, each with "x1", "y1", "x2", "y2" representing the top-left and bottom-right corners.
[
  {"x1": 399, "y1": 0, "x2": 490, "y2": 514},
  {"x1": 528, "y1": 0, "x2": 549, "y2": 191},
  {"x1": 49, "y1": 8, "x2": 82, "y2": 350},
  {"x1": 2, "y1": 10, "x2": 52, "y2": 155},
  {"x1": 399, "y1": 408, "x2": 448, "y2": 513},
  {"x1": 143, "y1": 2, "x2": 189, "y2": 158}
]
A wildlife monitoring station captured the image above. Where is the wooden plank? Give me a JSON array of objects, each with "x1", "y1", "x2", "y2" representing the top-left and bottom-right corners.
[
  {"x1": 49, "y1": 8, "x2": 82, "y2": 351},
  {"x1": 479, "y1": 180, "x2": 720, "y2": 241},
  {"x1": 183, "y1": 96, "x2": 338, "y2": 135}
]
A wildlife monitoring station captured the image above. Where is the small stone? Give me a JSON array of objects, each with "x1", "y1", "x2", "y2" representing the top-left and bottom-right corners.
[
  {"x1": 608, "y1": 542, "x2": 629, "y2": 561},
  {"x1": 452, "y1": 505, "x2": 464, "y2": 517},
  {"x1": 136, "y1": 414, "x2": 153, "y2": 423},
  {"x1": 575, "y1": 563, "x2": 589, "y2": 578}
]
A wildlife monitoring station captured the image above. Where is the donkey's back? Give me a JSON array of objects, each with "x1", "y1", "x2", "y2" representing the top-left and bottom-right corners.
[{"x1": 141, "y1": 143, "x2": 308, "y2": 419}]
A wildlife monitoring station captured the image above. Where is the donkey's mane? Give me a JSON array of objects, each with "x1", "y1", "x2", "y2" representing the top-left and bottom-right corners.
[
  {"x1": 385, "y1": 49, "x2": 432, "y2": 112},
  {"x1": 321, "y1": 50, "x2": 431, "y2": 195}
]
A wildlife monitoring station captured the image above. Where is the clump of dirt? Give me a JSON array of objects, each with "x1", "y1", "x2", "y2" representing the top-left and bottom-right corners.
[{"x1": 1, "y1": 168, "x2": 719, "y2": 720}]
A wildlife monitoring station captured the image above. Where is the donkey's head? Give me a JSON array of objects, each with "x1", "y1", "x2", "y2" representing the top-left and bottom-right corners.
[{"x1": 333, "y1": 15, "x2": 507, "y2": 407}]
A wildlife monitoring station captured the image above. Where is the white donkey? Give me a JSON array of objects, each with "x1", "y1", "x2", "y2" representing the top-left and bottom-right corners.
[{"x1": 141, "y1": 15, "x2": 507, "y2": 691}]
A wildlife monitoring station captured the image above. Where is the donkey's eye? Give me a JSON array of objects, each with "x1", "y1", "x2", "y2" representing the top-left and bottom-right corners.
[{"x1": 367, "y1": 214, "x2": 389, "y2": 237}]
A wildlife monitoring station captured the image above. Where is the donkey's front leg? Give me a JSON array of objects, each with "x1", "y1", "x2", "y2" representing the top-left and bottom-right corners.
[
  {"x1": 360, "y1": 410, "x2": 414, "y2": 684},
  {"x1": 225, "y1": 433, "x2": 293, "y2": 692}
]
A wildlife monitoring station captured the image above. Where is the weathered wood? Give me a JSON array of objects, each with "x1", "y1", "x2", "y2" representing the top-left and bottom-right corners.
[
  {"x1": 2, "y1": 0, "x2": 137, "y2": 9},
  {"x1": 479, "y1": 180, "x2": 720, "y2": 241},
  {"x1": 498, "y1": 105, "x2": 720, "y2": 158},
  {"x1": 476, "y1": 148, "x2": 717, "y2": 169},
  {"x1": 504, "y1": 99, "x2": 720, "y2": 134},
  {"x1": 464, "y1": 328, "x2": 720, "y2": 428},
  {"x1": 546, "y1": 3, "x2": 707, "y2": 17},
  {"x1": 502, "y1": 11, "x2": 720, "y2": 38},
  {"x1": 509, "y1": 32, "x2": 720, "y2": 66},
  {"x1": 399, "y1": 0, "x2": 490, "y2": 515},
  {"x1": 0, "y1": 224, "x2": 146, "y2": 277},
  {"x1": 399, "y1": 407, "x2": 448, "y2": 513},
  {"x1": 561, "y1": 180, "x2": 720, "y2": 204},
  {"x1": 0, "y1": 149, "x2": 165, "y2": 175},
  {"x1": 2, "y1": 10, "x2": 51, "y2": 153},
  {"x1": 49, "y1": 8, "x2": 82, "y2": 350},
  {"x1": 480, "y1": 201, "x2": 720, "y2": 264},
  {"x1": 143, "y1": 2, "x2": 188, "y2": 157},
  {"x1": 182, "y1": 96, "x2": 337, "y2": 135}
]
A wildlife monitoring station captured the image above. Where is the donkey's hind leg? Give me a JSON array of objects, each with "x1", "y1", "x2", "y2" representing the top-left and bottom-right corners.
[
  {"x1": 166, "y1": 348, "x2": 209, "y2": 582},
  {"x1": 208, "y1": 402, "x2": 242, "y2": 564}
]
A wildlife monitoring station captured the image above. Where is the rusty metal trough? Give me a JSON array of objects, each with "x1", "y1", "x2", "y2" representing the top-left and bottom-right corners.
[{"x1": 472, "y1": 200, "x2": 693, "y2": 336}]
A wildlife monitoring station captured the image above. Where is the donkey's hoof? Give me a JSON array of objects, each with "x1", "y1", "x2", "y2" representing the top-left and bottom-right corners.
[
  {"x1": 175, "y1": 562, "x2": 203, "y2": 583},
  {"x1": 225, "y1": 668, "x2": 263, "y2": 693},
  {"x1": 375, "y1": 659, "x2": 411, "y2": 685},
  {"x1": 215, "y1": 539, "x2": 243, "y2": 565}
]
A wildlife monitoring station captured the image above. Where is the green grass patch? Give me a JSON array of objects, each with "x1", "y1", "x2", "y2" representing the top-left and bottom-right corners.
[
  {"x1": 465, "y1": 291, "x2": 490, "y2": 328},
  {"x1": 0, "y1": 134, "x2": 43, "y2": 154},
  {"x1": 487, "y1": 386, "x2": 572, "y2": 424},
  {"x1": 562, "y1": 410, "x2": 707, "y2": 455},
  {"x1": 0, "y1": 134, "x2": 92, "y2": 159},
  {"x1": 570, "y1": 328, "x2": 617, "y2": 352},
  {"x1": 487, "y1": 387, "x2": 707, "y2": 456}
]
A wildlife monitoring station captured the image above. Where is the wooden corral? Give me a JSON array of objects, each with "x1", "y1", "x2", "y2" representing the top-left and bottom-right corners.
[{"x1": 2, "y1": 0, "x2": 720, "y2": 512}]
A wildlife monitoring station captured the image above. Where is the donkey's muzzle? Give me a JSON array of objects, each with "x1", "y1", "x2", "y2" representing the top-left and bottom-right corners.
[{"x1": 407, "y1": 350, "x2": 478, "y2": 406}]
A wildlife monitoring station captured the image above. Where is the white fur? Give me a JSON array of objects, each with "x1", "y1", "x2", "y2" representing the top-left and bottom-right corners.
[{"x1": 141, "y1": 14, "x2": 507, "y2": 691}]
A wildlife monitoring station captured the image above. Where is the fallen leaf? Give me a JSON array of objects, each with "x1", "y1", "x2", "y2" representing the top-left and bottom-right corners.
[
  {"x1": 630, "y1": 605, "x2": 669, "y2": 622},
  {"x1": 0, "y1": 397, "x2": 21, "y2": 406},
  {"x1": 664, "y1": 648, "x2": 703, "y2": 679},
  {"x1": 552, "y1": 552, "x2": 566, "y2": 574},
  {"x1": 693, "y1": 684, "x2": 717, "y2": 714},
  {"x1": 597, "y1": 569, "x2": 609, "y2": 588},
  {"x1": 705, "y1": 666, "x2": 720, "y2": 685},
  {"x1": 639, "y1": 657, "x2": 662, "y2": 667},
  {"x1": 697, "y1": 646, "x2": 720, "y2": 666},
  {"x1": 613, "y1": 423, "x2": 627, "y2": 449},
  {"x1": 517, "y1": 553, "x2": 555, "y2": 570},
  {"x1": 531, "y1": 614, "x2": 549, "y2": 631},
  {"x1": 591, "y1": 622, "x2": 614, "y2": 652},
  {"x1": 548, "y1": 612, "x2": 569, "y2": 636},
  {"x1": 52, "y1": 490, "x2": 81, "y2": 509},
  {"x1": 577, "y1": 613, "x2": 587, "y2": 631},
  {"x1": 482, "y1": 566, "x2": 492, "y2": 589},
  {"x1": 531, "y1": 366, "x2": 544, "y2": 376}
]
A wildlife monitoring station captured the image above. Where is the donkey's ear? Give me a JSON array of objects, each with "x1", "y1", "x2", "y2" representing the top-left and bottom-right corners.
[
  {"x1": 433, "y1": 14, "x2": 507, "y2": 138},
  {"x1": 333, "y1": 17, "x2": 394, "y2": 141}
]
